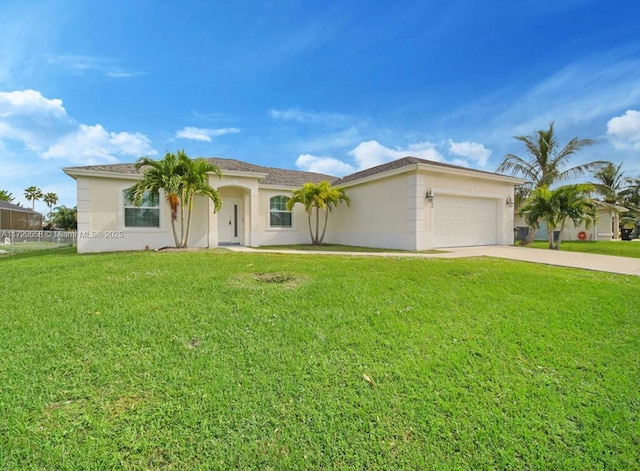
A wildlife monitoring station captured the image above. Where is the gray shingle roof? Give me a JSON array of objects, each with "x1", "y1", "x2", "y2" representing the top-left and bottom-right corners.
[
  {"x1": 64, "y1": 155, "x2": 513, "y2": 188},
  {"x1": 64, "y1": 158, "x2": 336, "y2": 187},
  {"x1": 0, "y1": 200, "x2": 41, "y2": 213},
  {"x1": 332, "y1": 156, "x2": 507, "y2": 185}
]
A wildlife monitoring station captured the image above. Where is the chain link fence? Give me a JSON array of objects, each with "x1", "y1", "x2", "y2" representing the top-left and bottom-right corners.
[{"x1": 0, "y1": 230, "x2": 76, "y2": 255}]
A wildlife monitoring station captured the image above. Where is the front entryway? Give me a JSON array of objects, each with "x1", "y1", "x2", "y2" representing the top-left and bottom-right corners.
[{"x1": 218, "y1": 197, "x2": 243, "y2": 244}]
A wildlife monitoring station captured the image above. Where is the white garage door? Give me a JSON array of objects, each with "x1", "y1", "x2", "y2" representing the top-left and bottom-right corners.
[{"x1": 434, "y1": 196, "x2": 498, "y2": 248}]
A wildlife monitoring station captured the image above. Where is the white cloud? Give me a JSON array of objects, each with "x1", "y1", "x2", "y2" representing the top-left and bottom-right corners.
[
  {"x1": 0, "y1": 89, "x2": 156, "y2": 164},
  {"x1": 448, "y1": 140, "x2": 491, "y2": 167},
  {"x1": 175, "y1": 126, "x2": 241, "y2": 142},
  {"x1": 0, "y1": 89, "x2": 73, "y2": 150},
  {"x1": 607, "y1": 110, "x2": 640, "y2": 150},
  {"x1": 45, "y1": 54, "x2": 142, "y2": 78},
  {"x1": 42, "y1": 124, "x2": 156, "y2": 164},
  {"x1": 295, "y1": 154, "x2": 355, "y2": 176},
  {"x1": 349, "y1": 140, "x2": 442, "y2": 170},
  {"x1": 292, "y1": 135, "x2": 499, "y2": 178},
  {"x1": 0, "y1": 89, "x2": 66, "y2": 116},
  {"x1": 270, "y1": 108, "x2": 353, "y2": 126}
]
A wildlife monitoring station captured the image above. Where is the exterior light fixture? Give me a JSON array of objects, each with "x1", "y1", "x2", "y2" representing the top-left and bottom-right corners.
[
  {"x1": 426, "y1": 189, "x2": 434, "y2": 201},
  {"x1": 506, "y1": 196, "x2": 514, "y2": 206}
]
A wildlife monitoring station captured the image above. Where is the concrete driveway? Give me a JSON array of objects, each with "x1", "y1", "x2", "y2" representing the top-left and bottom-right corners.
[
  {"x1": 225, "y1": 245, "x2": 640, "y2": 276},
  {"x1": 434, "y1": 245, "x2": 640, "y2": 276}
]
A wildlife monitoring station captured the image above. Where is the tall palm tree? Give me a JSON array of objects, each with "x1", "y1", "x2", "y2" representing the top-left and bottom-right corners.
[
  {"x1": 129, "y1": 150, "x2": 222, "y2": 248},
  {"x1": 179, "y1": 155, "x2": 222, "y2": 248},
  {"x1": 130, "y1": 152, "x2": 183, "y2": 247},
  {"x1": 518, "y1": 183, "x2": 597, "y2": 250},
  {"x1": 286, "y1": 180, "x2": 350, "y2": 245},
  {"x1": 24, "y1": 186, "x2": 43, "y2": 210},
  {"x1": 591, "y1": 162, "x2": 626, "y2": 204},
  {"x1": 497, "y1": 122, "x2": 606, "y2": 242},
  {"x1": 43, "y1": 192, "x2": 59, "y2": 220},
  {"x1": 497, "y1": 122, "x2": 604, "y2": 189}
]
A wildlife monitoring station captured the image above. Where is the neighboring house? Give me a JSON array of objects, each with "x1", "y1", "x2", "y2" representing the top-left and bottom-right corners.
[
  {"x1": 515, "y1": 201, "x2": 628, "y2": 241},
  {"x1": 0, "y1": 200, "x2": 43, "y2": 231},
  {"x1": 63, "y1": 157, "x2": 523, "y2": 253}
]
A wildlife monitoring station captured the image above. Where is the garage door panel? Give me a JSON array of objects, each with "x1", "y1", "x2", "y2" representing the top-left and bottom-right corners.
[{"x1": 434, "y1": 196, "x2": 498, "y2": 248}]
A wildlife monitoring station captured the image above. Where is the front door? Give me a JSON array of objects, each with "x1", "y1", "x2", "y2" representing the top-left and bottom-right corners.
[{"x1": 218, "y1": 198, "x2": 242, "y2": 244}]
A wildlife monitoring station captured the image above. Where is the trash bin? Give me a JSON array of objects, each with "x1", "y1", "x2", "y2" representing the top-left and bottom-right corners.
[
  {"x1": 553, "y1": 230, "x2": 561, "y2": 242},
  {"x1": 621, "y1": 228, "x2": 633, "y2": 241},
  {"x1": 515, "y1": 226, "x2": 529, "y2": 241}
]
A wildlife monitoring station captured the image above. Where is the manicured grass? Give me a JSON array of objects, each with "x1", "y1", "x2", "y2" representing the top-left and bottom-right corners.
[
  {"x1": 1, "y1": 248, "x2": 639, "y2": 469},
  {"x1": 257, "y1": 243, "x2": 444, "y2": 254},
  {"x1": 523, "y1": 240, "x2": 640, "y2": 258},
  {"x1": 256, "y1": 243, "x2": 407, "y2": 253},
  {"x1": 0, "y1": 241, "x2": 74, "y2": 255}
]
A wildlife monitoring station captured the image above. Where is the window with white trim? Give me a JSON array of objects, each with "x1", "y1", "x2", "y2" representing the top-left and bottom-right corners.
[
  {"x1": 269, "y1": 195, "x2": 292, "y2": 228},
  {"x1": 124, "y1": 190, "x2": 160, "y2": 227}
]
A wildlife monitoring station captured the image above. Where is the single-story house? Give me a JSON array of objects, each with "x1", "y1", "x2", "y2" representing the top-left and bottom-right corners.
[
  {"x1": 63, "y1": 157, "x2": 524, "y2": 253},
  {"x1": 0, "y1": 200, "x2": 43, "y2": 231},
  {"x1": 515, "y1": 201, "x2": 629, "y2": 241}
]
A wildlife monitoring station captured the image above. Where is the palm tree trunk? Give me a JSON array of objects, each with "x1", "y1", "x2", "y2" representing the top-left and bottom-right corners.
[
  {"x1": 319, "y1": 207, "x2": 329, "y2": 245},
  {"x1": 522, "y1": 226, "x2": 537, "y2": 245},
  {"x1": 553, "y1": 224, "x2": 565, "y2": 250},
  {"x1": 314, "y1": 207, "x2": 321, "y2": 245},
  {"x1": 307, "y1": 211, "x2": 314, "y2": 244},
  {"x1": 182, "y1": 196, "x2": 194, "y2": 248},
  {"x1": 547, "y1": 226, "x2": 555, "y2": 249},
  {"x1": 179, "y1": 192, "x2": 186, "y2": 248},
  {"x1": 170, "y1": 218, "x2": 180, "y2": 248}
]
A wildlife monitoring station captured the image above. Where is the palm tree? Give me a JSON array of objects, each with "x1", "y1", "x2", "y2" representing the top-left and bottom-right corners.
[
  {"x1": 43, "y1": 192, "x2": 59, "y2": 220},
  {"x1": 131, "y1": 152, "x2": 184, "y2": 247},
  {"x1": 51, "y1": 205, "x2": 78, "y2": 231},
  {"x1": 286, "y1": 180, "x2": 350, "y2": 245},
  {"x1": 518, "y1": 184, "x2": 598, "y2": 250},
  {"x1": 497, "y1": 122, "x2": 606, "y2": 242},
  {"x1": 0, "y1": 190, "x2": 14, "y2": 202},
  {"x1": 129, "y1": 150, "x2": 222, "y2": 248},
  {"x1": 497, "y1": 122, "x2": 603, "y2": 188},
  {"x1": 620, "y1": 176, "x2": 640, "y2": 232},
  {"x1": 592, "y1": 162, "x2": 626, "y2": 204},
  {"x1": 179, "y1": 155, "x2": 222, "y2": 248},
  {"x1": 24, "y1": 186, "x2": 43, "y2": 210}
]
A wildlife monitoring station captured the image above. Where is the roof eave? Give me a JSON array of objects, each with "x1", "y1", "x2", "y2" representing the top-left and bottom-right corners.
[
  {"x1": 338, "y1": 162, "x2": 525, "y2": 187},
  {"x1": 63, "y1": 168, "x2": 141, "y2": 180}
]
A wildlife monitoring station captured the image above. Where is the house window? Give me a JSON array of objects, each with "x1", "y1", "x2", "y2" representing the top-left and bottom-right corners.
[
  {"x1": 124, "y1": 190, "x2": 160, "y2": 227},
  {"x1": 270, "y1": 195, "x2": 292, "y2": 227}
]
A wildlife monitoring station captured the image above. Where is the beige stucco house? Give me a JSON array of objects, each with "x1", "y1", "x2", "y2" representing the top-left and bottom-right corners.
[
  {"x1": 63, "y1": 157, "x2": 523, "y2": 253},
  {"x1": 514, "y1": 201, "x2": 628, "y2": 242}
]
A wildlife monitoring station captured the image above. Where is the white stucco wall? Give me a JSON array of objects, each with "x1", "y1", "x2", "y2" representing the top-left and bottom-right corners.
[
  {"x1": 329, "y1": 173, "x2": 417, "y2": 249},
  {"x1": 255, "y1": 188, "x2": 317, "y2": 246},
  {"x1": 328, "y1": 169, "x2": 516, "y2": 250},
  {"x1": 75, "y1": 176, "x2": 209, "y2": 253}
]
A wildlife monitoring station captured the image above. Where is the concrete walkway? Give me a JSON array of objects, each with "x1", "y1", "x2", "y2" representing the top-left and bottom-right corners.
[{"x1": 224, "y1": 245, "x2": 640, "y2": 276}]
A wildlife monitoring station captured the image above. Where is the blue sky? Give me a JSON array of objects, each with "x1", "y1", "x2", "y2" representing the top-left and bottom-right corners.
[{"x1": 1, "y1": 0, "x2": 640, "y2": 210}]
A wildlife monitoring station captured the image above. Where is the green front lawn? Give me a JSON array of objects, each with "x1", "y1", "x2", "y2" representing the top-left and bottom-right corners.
[
  {"x1": 255, "y1": 243, "x2": 407, "y2": 253},
  {"x1": 1, "y1": 248, "x2": 638, "y2": 469},
  {"x1": 523, "y1": 240, "x2": 640, "y2": 258}
]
